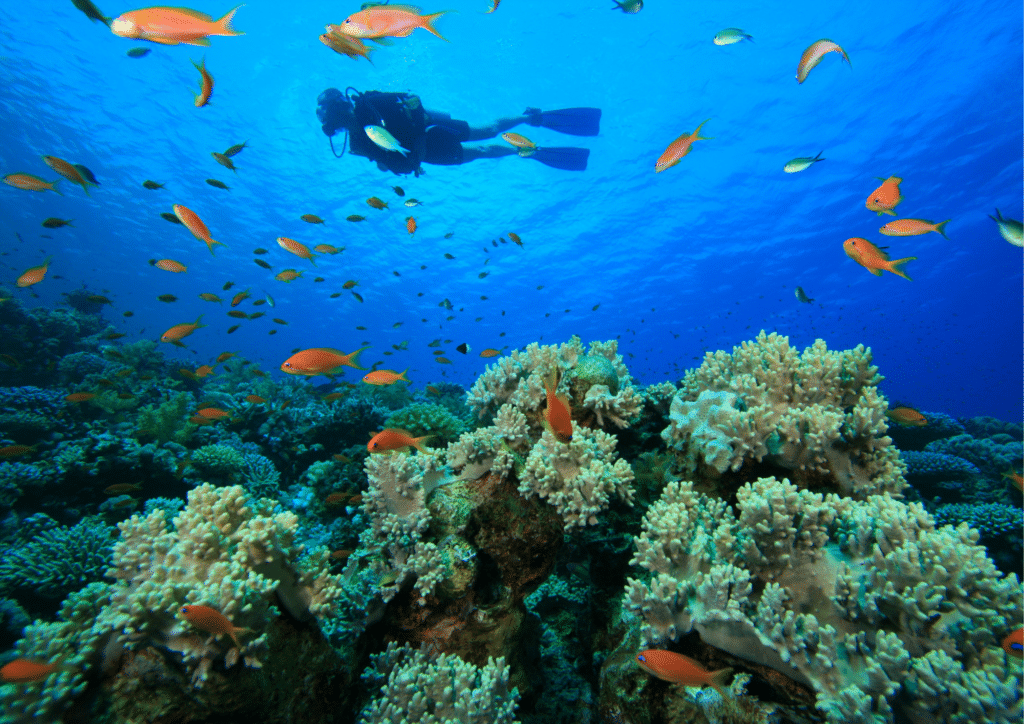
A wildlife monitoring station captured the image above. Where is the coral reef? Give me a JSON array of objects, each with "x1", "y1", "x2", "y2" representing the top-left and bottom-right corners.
[
  {"x1": 0, "y1": 518, "x2": 115, "y2": 601},
  {"x1": 359, "y1": 641, "x2": 520, "y2": 724},
  {"x1": 385, "y1": 402, "x2": 468, "y2": 445},
  {"x1": 620, "y1": 476, "x2": 1022, "y2": 724},
  {"x1": 661, "y1": 331, "x2": 906, "y2": 499}
]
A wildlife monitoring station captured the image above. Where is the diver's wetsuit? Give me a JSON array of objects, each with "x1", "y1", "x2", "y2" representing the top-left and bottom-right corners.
[{"x1": 347, "y1": 91, "x2": 477, "y2": 175}]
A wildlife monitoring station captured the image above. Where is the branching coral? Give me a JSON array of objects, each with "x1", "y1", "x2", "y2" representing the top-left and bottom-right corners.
[{"x1": 0, "y1": 518, "x2": 115, "y2": 600}]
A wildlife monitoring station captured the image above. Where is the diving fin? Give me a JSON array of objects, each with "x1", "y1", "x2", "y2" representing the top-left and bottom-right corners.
[
  {"x1": 527, "y1": 107, "x2": 601, "y2": 136},
  {"x1": 529, "y1": 147, "x2": 590, "y2": 171}
]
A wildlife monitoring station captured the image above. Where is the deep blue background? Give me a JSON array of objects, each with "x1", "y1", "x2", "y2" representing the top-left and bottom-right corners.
[{"x1": 1, "y1": 0, "x2": 1021, "y2": 419}]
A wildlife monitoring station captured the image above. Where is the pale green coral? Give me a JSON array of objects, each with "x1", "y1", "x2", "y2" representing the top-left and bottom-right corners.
[
  {"x1": 662, "y1": 331, "x2": 905, "y2": 498},
  {"x1": 190, "y1": 444, "x2": 244, "y2": 479},
  {"x1": 385, "y1": 402, "x2": 467, "y2": 445},
  {"x1": 135, "y1": 392, "x2": 195, "y2": 445},
  {"x1": 622, "y1": 476, "x2": 1023, "y2": 724},
  {"x1": 359, "y1": 642, "x2": 520, "y2": 724}
]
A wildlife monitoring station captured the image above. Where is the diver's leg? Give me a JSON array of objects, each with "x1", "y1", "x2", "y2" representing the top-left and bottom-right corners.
[
  {"x1": 461, "y1": 144, "x2": 519, "y2": 161},
  {"x1": 465, "y1": 115, "x2": 535, "y2": 141}
]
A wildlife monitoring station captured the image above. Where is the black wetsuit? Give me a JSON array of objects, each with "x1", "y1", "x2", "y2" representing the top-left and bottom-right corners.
[{"x1": 348, "y1": 91, "x2": 473, "y2": 176}]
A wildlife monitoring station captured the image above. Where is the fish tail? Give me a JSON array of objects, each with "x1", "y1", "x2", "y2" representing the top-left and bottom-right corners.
[
  {"x1": 692, "y1": 119, "x2": 714, "y2": 140},
  {"x1": 707, "y1": 667, "x2": 733, "y2": 698},
  {"x1": 51, "y1": 178, "x2": 63, "y2": 196},
  {"x1": 421, "y1": 11, "x2": 452, "y2": 41},
  {"x1": 216, "y1": 4, "x2": 245, "y2": 36},
  {"x1": 888, "y1": 257, "x2": 916, "y2": 281},
  {"x1": 398, "y1": 368, "x2": 410, "y2": 382},
  {"x1": 208, "y1": 240, "x2": 226, "y2": 256},
  {"x1": 411, "y1": 435, "x2": 434, "y2": 454},
  {"x1": 345, "y1": 346, "x2": 370, "y2": 370},
  {"x1": 934, "y1": 219, "x2": 950, "y2": 239}
]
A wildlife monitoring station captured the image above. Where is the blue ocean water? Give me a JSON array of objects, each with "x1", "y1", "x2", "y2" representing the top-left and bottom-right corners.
[{"x1": 0, "y1": 0, "x2": 1020, "y2": 418}]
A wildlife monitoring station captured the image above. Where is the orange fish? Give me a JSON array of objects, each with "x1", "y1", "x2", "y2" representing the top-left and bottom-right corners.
[
  {"x1": 479, "y1": 348, "x2": 501, "y2": 358},
  {"x1": 865, "y1": 177, "x2": 903, "y2": 216},
  {"x1": 16, "y1": 256, "x2": 54, "y2": 288},
  {"x1": 150, "y1": 258, "x2": 188, "y2": 273},
  {"x1": 322, "y1": 392, "x2": 346, "y2": 402},
  {"x1": 636, "y1": 649, "x2": 732, "y2": 697},
  {"x1": 320, "y1": 28, "x2": 375, "y2": 62},
  {"x1": 161, "y1": 315, "x2": 205, "y2": 343},
  {"x1": 796, "y1": 39, "x2": 850, "y2": 84},
  {"x1": 245, "y1": 394, "x2": 266, "y2": 404},
  {"x1": 655, "y1": 120, "x2": 712, "y2": 173},
  {"x1": 280, "y1": 347, "x2": 369, "y2": 376},
  {"x1": 406, "y1": 216, "x2": 417, "y2": 235},
  {"x1": 192, "y1": 56, "x2": 213, "y2": 107},
  {"x1": 104, "y1": 483, "x2": 142, "y2": 495},
  {"x1": 886, "y1": 407, "x2": 927, "y2": 426},
  {"x1": 173, "y1": 204, "x2": 225, "y2": 254},
  {"x1": 0, "y1": 658, "x2": 68, "y2": 684},
  {"x1": 337, "y1": 5, "x2": 449, "y2": 41},
  {"x1": 198, "y1": 293, "x2": 222, "y2": 303},
  {"x1": 230, "y1": 289, "x2": 251, "y2": 307},
  {"x1": 314, "y1": 244, "x2": 342, "y2": 254},
  {"x1": 1001, "y1": 470, "x2": 1023, "y2": 493},
  {"x1": 178, "y1": 604, "x2": 249, "y2": 648},
  {"x1": 110, "y1": 6, "x2": 244, "y2": 46},
  {"x1": 362, "y1": 368, "x2": 409, "y2": 386},
  {"x1": 277, "y1": 237, "x2": 318, "y2": 265},
  {"x1": 301, "y1": 214, "x2": 325, "y2": 224},
  {"x1": 0, "y1": 445, "x2": 34, "y2": 458},
  {"x1": 879, "y1": 218, "x2": 948, "y2": 238},
  {"x1": 65, "y1": 392, "x2": 97, "y2": 402},
  {"x1": 188, "y1": 414, "x2": 214, "y2": 424},
  {"x1": 367, "y1": 428, "x2": 432, "y2": 454},
  {"x1": 1002, "y1": 627, "x2": 1023, "y2": 659},
  {"x1": 331, "y1": 549, "x2": 354, "y2": 560},
  {"x1": 42, "y1": 156, "x2": 94, "y2": 195},
  {"x1": 366, "y1": 196, "x2": 388, "y2": 210},
  {"x1": 843, "y1": 237, "x2": 915, "y2": 280},
  {"x1": 324, "y1": 492, "x2": 350, "y2": 506},
  {"x1": 216, "y1": 352, "x2": 236, "y2": 363},
  {"x1": 543, "y1": 369, "x2": 573, "y2": 443},
  {"x1": 195, "y1": 364, "x2": 216, "y2": 378},
  {"x1": 275, "y1": 269, "x2": 302, "y2": 282},
  {"x1": 196, "y1": 407, "x2": 229, "y2": 419},
  {"x1": 348, "y1": 494, "x2": 363, "y2": 505},
  {"x1": 508, "y1": 232, "x2": 522, "y2": 246},
  {"x1": 342, "y1": 280, "x2": 359, "y2": 289},
  {"x1": 3, "y1": 173, "x2": 62, "y2": 194},
  {"x1": 501, "y1": 132, "x2": 536, "y2": 156}
]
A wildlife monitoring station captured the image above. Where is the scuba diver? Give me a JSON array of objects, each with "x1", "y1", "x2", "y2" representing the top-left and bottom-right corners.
[{"x1": 316, "y1": 87, "x2": 601, "y2": 176}]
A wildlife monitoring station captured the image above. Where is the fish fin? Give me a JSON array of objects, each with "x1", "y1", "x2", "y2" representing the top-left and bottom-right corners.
[
  {"x1": 345, "y1": 346, "x2": 370, "y2": 370},
  {"x1": 707, "y1": 667, "x2": 733, "y2": 698},
  {"x1": 888, "y1": 257, "x2": 916, "y2": 281},
  {"x1": 934, "y1": 219, "x2": 950, "y2": 239},
  {"x1": 399, "y1": 368, "x2": 409, "y2": 382},
  {"x1": 184, "y1": 37, "x2": 212, "y2": 47},
  {"x1": 369, "y1": 37, "x2": 395, "y2": 46},
  {"x1": 421, "y1": 10, "x2": 452, "y2": 41},
  {"x1": 868, "y1": 267, "x2": 883, "y2": 276},
  {"x1": 692, "y1": 118, "x2": 713, "y2": 140},
  {"x1": 52, "y1": 179, "x2": 64, "y2": 196},
  {"x1": 412, "y1": 435, "x2": 434, "y2": 454},
  {"x1": 216, "y1": 4, "x2": 246, "y2": 36},
  {"x1": 883, "y1": 209, "x2": 897, "y2": 216}
]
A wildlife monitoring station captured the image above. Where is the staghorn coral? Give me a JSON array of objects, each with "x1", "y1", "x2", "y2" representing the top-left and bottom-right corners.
[
  {"x1": 358, "y1": 641, "x2": 520, "y2": 724},
  {"x1": 0, "y1": 518, "x2": 115, "y2": 600},
  {"x1": 621, "y1": 476, "x2": 1023, "y2": 724},
  {"x1": 662, "y1": 331, "x2": 906, "y2": 498}
]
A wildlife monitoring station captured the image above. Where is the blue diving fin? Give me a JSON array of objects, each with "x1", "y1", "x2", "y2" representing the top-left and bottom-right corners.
[
  {"x1": 527, "y1": 107, "x2": 601, "y2": 136},
  {"x1": 529, "y1": 147, "x2": 590, "y2": 171}
]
